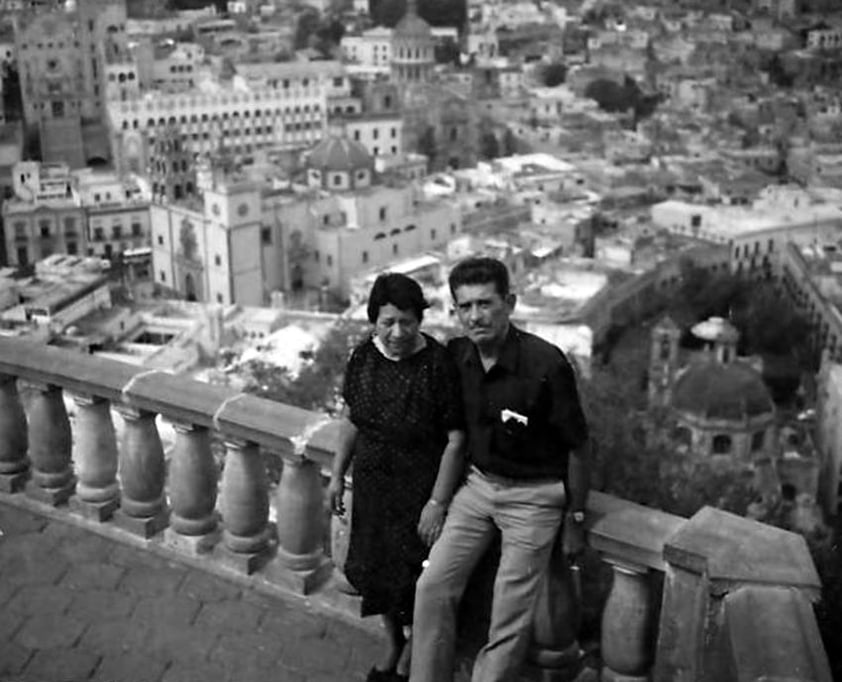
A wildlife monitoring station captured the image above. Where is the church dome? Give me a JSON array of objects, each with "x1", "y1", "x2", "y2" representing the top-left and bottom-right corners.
[
  {"x1": 672, "y1": 360, "x2": 774, "y2": 421},
  {"x1": 394, "y1": 2, "x2": 431, "y2": 40},
  {"x1": 307, "y1": 134, "x2": 373, "y2": 173}
]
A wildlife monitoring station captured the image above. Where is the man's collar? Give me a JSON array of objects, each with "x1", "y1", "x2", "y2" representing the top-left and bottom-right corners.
[{"x1": 459, "y1": 325, "x2": 520, "y2": 373}]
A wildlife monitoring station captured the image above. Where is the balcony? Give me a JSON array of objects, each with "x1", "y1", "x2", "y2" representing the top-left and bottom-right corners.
[{"x1": 0, "y1": 337, "x2": 832, "y2": 682}]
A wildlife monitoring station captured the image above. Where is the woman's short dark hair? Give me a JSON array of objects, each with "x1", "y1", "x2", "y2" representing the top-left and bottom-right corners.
[
  {"x1": 448, "y1": 257, "x2": 510, "y2": 298},
  {"x1": 366, "y1": 272, "x2": 429, "y2": 323}
]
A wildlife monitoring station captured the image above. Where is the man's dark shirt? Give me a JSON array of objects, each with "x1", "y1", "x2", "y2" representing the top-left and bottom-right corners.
[{"x1": 448, "y1": 325, "x2": 589, "y2": 481}]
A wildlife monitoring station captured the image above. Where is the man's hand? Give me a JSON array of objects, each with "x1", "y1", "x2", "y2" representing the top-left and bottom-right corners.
[
  {"x1": 328, "y1": 476, "x2": 345, "y2": 516},
  {"x1": 417, "y1": 500, "x2": 447, "y2": 547},
  {"x1": 562, "y1": 514, "x2": 586, "y2": 559}
]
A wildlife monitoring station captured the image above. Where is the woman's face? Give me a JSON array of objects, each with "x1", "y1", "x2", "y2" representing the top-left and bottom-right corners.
[{"x1": 375, "y1": 303, "x2": 420, "y2": 358}]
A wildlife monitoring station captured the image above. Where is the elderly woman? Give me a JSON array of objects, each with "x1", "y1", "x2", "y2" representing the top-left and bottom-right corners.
[{"x1": 328, "y1": 273, "x2": 465, "y2": 682}]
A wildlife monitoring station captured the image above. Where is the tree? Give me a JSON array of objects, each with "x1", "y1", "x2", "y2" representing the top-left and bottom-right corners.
[
  {"x1": 540, "y1": 62, "x2": 567, "y2": 87},
  {"x1": 502, "y1": 128, "x2": 518, "y2": 156},
  {"x1": 370, "y1": 0, "x2": 467, "y2": 30},
  {"x1": 294, "y1": 8, "x2": 321, "y2": 50},
  {"x1": 417, "y1": 126, "x2": 437, "y2": 164},
  {"x1": 479, "y1": 131, "x2": 500, "y2": 160}
]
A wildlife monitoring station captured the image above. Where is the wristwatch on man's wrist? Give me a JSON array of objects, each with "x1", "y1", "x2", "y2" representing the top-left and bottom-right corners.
[{"x1": 567, "y1": 510, "x2": 586, "y2": 524}]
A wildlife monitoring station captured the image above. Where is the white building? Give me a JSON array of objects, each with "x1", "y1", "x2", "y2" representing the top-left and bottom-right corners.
[
  {"x1": 341, "y1": 26, "x2": 393, "y2": 70},
  {"x1": 817, "y1": 356, "x2": 842, "y2": 517}
]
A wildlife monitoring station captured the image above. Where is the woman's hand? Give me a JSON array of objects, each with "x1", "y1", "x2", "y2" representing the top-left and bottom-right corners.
[
  {"x1": 328, "y1": 476, "x2": 345, "y2": 516},
  {"x1": 417, "y1": 500, "x2": 447, "y2": 547}
]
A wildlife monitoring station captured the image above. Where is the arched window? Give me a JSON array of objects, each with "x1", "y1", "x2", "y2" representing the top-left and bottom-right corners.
[
  {"x1": 390, "y1": 228, "x2": 401, "y2": 236},
  {"x1": 374, "y1": 232, "x2": 386, "y2": 240},
  {"x1": 404, "y1": 224, "x2": 416, "y2": 232},
  {"x1": 712, "y1": 434, "x2": 732, "y2": 455}
]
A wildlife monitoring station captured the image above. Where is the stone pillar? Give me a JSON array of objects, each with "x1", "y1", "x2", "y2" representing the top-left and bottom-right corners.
[
  {"x1": 270, "y1": 455, "x2": 331, "y2": 593},
  {"x1": 0, "y1": 374, "x2": 29, "y2": 493},
  {"x1": 601, "y1": 560, "x2": 653, "y2": 682},
  {"x1": 70, "y1": 395, "x2": 119, "y2": 521},
  {"x1": 527, "y1": 537, "x2": 582, "y2": 681},
  {"x1": 330, "y1": 477, "x2": 357, "y2": 594},
  {"x1": 25, "y1": 382, "x2": 75, "y2": 505},
  {"x1": 114, "y1": 406, "x2": 168, "y2": 537},
  {"x1": 219, "y1": 438, "x2": 270, "y2": 574},
  {"x1": 165, "y1": 421, "x2": 219, "y2": 554}
]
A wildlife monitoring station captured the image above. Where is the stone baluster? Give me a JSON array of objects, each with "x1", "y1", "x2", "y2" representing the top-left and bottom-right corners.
[
  {"x1": 601, "y1": 560, "x2": 653, "y2": 682},
  {"x1": 165, "y1": 421, "x2": 219, "y2": 553},
  {"x1": 330, "y1": 476, "x2": 357, "y2": 594},
  {"x1": 114, "y1": 405, "x2": 168, "y2": 537},
  {"x1": 219, "y1": 438, "x2": 270, "y2": 573},
  {"x1": 528, "y1": 535, "x2": 582, "y2": 679},
  {"x1": 271, "y1": 454, "x2": 331, "y2": 593},
  {"x1": 0, "y1": 374, "x2": 29, "y2": 492},
  {"x1": 70, "y1": 395, "x2": 119, "y2": 521},
  {"x1": 25, "y1": 382, "x2": 75, "y2": 505}
]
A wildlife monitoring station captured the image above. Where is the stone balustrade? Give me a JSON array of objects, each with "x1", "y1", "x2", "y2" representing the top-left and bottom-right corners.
[{"x1": 0, "y1": 337, "x2": 833, "y2": 682}]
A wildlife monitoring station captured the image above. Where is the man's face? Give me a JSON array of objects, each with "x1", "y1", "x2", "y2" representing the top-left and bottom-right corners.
[{"x1": 453, "y1": 283, "x2": 515, "y2": 348}]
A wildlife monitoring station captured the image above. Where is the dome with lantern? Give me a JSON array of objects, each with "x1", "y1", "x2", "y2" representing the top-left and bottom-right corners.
[{"x1": 306, "y1": 124, "x2": 374, "y2": 191}]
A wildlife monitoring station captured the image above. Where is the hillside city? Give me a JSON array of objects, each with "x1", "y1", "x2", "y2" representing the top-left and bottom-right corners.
[{"x1": 0, "y1": 0, "x2": 840, "y2": 674}]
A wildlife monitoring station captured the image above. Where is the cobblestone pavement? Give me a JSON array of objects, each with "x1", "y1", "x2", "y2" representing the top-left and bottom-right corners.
[{"x1": 0, "y1": 503, "x2": 385, "y2": 682}]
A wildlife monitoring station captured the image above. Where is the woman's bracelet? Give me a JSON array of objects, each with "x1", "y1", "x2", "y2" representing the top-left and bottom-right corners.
[{"x1": 428, "y1": 498, "x2": 447, "y2": 508}]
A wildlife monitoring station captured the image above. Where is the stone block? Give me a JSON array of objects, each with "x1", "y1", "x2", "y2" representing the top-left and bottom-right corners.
[
  {"x1": 69, "y1": 495, "x2": 120, "y2": 522},
  {"x1": 216, "y1": 544, "x2": 272, "y2": 576},
  {"x1": 112, "y1": 507, "x2": 169, "y2": 538},
  {"x1": 264, "y1": 555, "x2": 333, "y2": 595},
  {"x1": 0, "y1": 470, "x2": 29, "y2": 493},
  {"x1": 24, "y1": 477, "x2": 75, "y2": 506},
  {"x1": 163, "y1": 526, "x2": 220, "y2": 556}
]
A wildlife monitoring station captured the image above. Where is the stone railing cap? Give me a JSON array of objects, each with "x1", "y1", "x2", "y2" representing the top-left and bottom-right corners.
[{"x1": 664, "y1": 506, "x2": 821, "y2": 595}]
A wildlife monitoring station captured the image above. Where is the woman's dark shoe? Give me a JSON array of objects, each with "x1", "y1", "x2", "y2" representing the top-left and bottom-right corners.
[{"x1": 366, "y1": 667, "x2": 395, "y2": 682}]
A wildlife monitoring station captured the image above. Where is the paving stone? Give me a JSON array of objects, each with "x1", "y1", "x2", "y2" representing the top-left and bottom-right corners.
[
  {"x1": 0, "y1": 507, "x2": 48, "y2": 534},
  {"x1": 14, "y1": 613, "x2": 87, "y2": 650},
  {"x1": 0, "y1": 640, "x2": 32, "y2": 676},
  {"x1": 140, "y1": 620, "x2": 217, "y2": 666},
  {"x1": 109, "y1": 544, "x2": 183, "y2": 571},
  {"x1": 209, "y1": 631, "x2": 285, "y2": 671},
  {"x1": 59, "y1": 560, "x2": 125, "y2": 591},
  {"x1": 40, "y1": 519, "x2": 88, "y2": 545},
  {"x1": 178, "y1": 571, "x2": 241, "y2": 603},
  {"x1": 55, "y1": 533, "x2": 117, "y2": 566},
  {"x1": 23, "y1": 647, "x2": 100, "y2": 682},
  {"x1": 260, "y1": 605, "x2": 329, "y2": 639},
  {"x1": 78, "y1": 618, "x2": 150, "y2": 656},
  {"x1": 91, "y1": 651, "x2": 169, "y2": 682},
  {"x1": 0, "y1": 608, "x2": 26, "y2": 641},
  {"x1": 4, "y1": 584, "x2": 74, "y2": 617},
  {"x1": 66, "y1": 588, "x2": 137, "y2": 622},
  {"x1": 119, "y1": 565, "x2": 186, "y2": 597},
  {"x1": 1, "y1": 549, "x2": 69, "y2": 586},
  {"x1": 278, "y1": 632, "x2": 353, "y2": 673},
  {"x1": 0, "y1": 579, "x2": 20, "y2": 609},
  {"x1": 0, "y1": 532, "x2": 56, "y2": 565},
  {"x1": 131, "y1": 594, "x2": 202, "y2": 629},
  {"x1": 160, "y1": 662, "x2": 228, "y2": 682},
  {"x1": 194, "y1": 598, "x2": 265, "y2": 632}
]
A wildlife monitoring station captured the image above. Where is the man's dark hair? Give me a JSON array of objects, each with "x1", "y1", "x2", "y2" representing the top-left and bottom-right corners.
[
  {"x1": 448, "y1": 257, "x2": 510, "y2": 298},
  {"x1": 366, "y1": 272, "x2": 429, "y2": 323}
]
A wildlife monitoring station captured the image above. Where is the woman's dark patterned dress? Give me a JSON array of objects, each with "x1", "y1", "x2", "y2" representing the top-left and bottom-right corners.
[{"x1": 343, "y1": 334, "x2": 463, "y2": 624}]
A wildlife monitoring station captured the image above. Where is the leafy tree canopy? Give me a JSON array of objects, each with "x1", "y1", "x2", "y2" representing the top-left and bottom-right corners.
[
  {"x1": 540, "y1": 62, "x2": 567, "y2": 87},
  {"x1": 369, "y1": 0, "x2": 467, "y2": 30}
]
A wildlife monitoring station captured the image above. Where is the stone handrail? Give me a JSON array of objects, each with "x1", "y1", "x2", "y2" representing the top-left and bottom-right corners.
[{"x1": 0, "y1": 337, "x2": 832, "y2": 682}]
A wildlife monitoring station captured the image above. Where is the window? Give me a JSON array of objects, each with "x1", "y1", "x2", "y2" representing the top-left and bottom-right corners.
[
  {"x1": 64, "y1": 217, "x2": 76, "y2": 234},
  {"x1": 751, "y1": 431, "x2": 765, "y2": 452},
  {"x1": 392, "y1": 243, "x2": 398, "y2": 256},
  {"x1": 217, "y1": 293, "x2": 223, "y2": 303},
  {"x1": 362, "y1": 251, "x2": 369, "y2": 264},
  {"x1": 379, "y1": 207, "x2": 387, "y2": 221},
  {"x1": 39, "y1": 221, "x2": 50, "y2": 238},
  {"x1": 214, "y1": 255, "x2": 221, "y2": 266},
  {"x1": 261, "y1": 227, "x2": 272, "y2": 245},
  {"x1": 373, "y1": 129, "x2": 379, "y2": 140},
  {"x1": 431, "y1": 228, "x2": 437, "y2": 240},
  {"x1": 160, "y1": 270, "x2": 166, "y2": 282},
  {"x1": 712, "y1": 434, "x2": 732, "y2": 455},
  {"x1": 67, "y1": 241, "x2": 77, "y2": 255},
  {"x1": 391, "y1": 127, "x2": 397, "y2": 138},
  {"x1": 157, "y1": 235, "x2": 164, "y2": 246}
]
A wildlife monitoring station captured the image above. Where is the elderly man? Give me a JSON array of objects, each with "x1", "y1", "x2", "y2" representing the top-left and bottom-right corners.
[{"x1": 410, "y1": 256, "x2": 590, "y2": 682}]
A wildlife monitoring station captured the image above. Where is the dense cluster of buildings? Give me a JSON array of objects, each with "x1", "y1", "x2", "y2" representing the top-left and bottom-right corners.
[{"x1": 0, "y1": 0, "x2": 841, "y2": 523}]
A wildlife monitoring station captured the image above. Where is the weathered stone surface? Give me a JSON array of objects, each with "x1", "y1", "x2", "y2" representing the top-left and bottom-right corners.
[
  {"x1": 66, "y1": 589, "x2": 137, "y2": 621},
  {"x1": 0, "y1": 579, "x2": 20, "y2": 610},
  {"x1": 14, "y1": 613, "x2": 87, "y2": 650},
  {"x1": 0, "y1": 506, "x2": 46, "y2": 534},
  {"x1": 262, "y1": 605, "x2": 329, "y2": 639},
  {"x1": 131, "y1": 594, "x2": 202, "y2": 628},
  {"x1": 160, "y1": 662, "x2": 230, "y2": 682},
  {"x1": 119, "y1": 564, "x2": 186, "y2": 596},
  {"x1": 91, "y1": 652, "x2": 169, "y2": 682},
  {"x1": 59, "y1": 560, "x2": 125, "y2": 591},
  {"x1": 79, "y1": 619, "x2": 151, "y2": 655},
  {"x1": 54, "y1": 530, "x2": 114, "y2": 564},
  {"x1": 0, "y1": 640, "x2": 32, "y2": 676},
  {"x1": 279, "y1": 631, "x2": 353, "y2": 672},
  {"x1": 24, "y1": 647, "x2": 100, "y2": 682},
  {"x1": 140, "y1": 619, "x2": 217, "y2": 665},
  {"x1": 209, "y1": 630, "x2": 285, "y2": 670},
  {"x1": 2, "y1": 552, "x2": 69, "y2": 586},
  {"x1": 108, "y1": 542, "x2": 175, "y2": 570},
  {"x1": 194, "y1": 598, "x2": 265, "y2": 632},
  {"x1": 5, "y1": 584, "x2": 74, "y2": 616},
  {"x1": 0, "y1": 609, "x2": 25, "y2": 642},
  {"x1": 178, "y1": 571, "x2": 242, "y2": 603}
]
